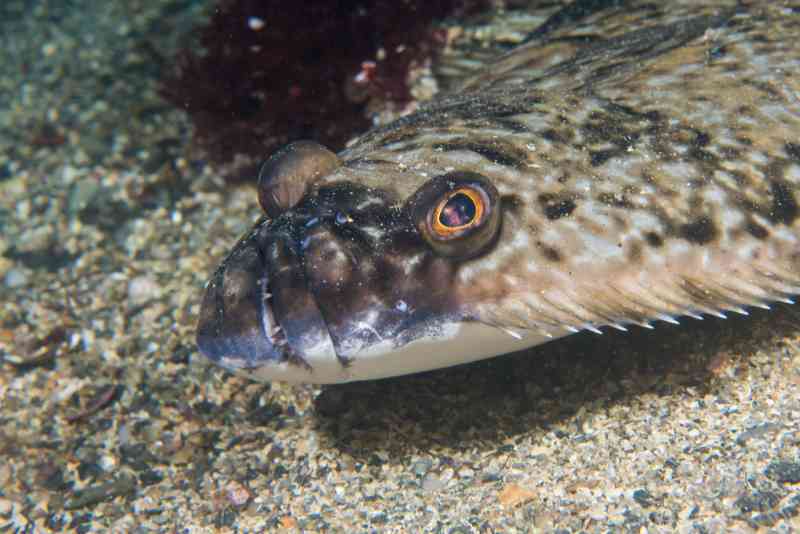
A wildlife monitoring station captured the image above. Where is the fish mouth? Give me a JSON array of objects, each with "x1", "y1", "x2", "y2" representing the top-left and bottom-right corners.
[{"x1": 195, "y1": 218, "x2": 339, "y2": 377}]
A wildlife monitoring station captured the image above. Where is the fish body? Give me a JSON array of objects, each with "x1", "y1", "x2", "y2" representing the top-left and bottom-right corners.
[{"x1": 197, "y1": 1, "x2": 800, "y2": 383}]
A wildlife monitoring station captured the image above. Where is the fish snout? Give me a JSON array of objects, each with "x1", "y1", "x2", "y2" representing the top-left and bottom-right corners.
[{"x1": 195, "y1": 221, "x2": 336, "y2": 375}]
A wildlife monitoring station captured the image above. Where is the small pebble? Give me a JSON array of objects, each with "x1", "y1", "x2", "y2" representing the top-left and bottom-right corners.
[
  {"x1": 225, "y1": 481, "x2": 251, "y2": 507},
  {"x1": 127, "y1": 275, "x2": 159, "y2": 305},
  {"x1": 412, "y1": 459, "x2": 433, "y2": 477},
  {"x1": 0, "y1": 498, "x2": 13, "y2": 515},
  {"x1": 421, "y1": 473, "x2": 446, "y2": 492},
  {"x1": 4, "y1": 268, "x2": 28, "y2": 288}
]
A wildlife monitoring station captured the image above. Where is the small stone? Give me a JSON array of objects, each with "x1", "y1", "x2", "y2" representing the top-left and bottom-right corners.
[
  {"x1": 369, "y1": 511, "x2": 388, "y2": 524},
  {"x1": 734, "y1": 491, "x2": 780, "y2": 513},
  {"x1": 632, "y1": 488, "x2": 653, "y2": 507},
  {"x1": 765, "y1": 461, "x2": 800, "y2": 484},
  {"x1": 4, "y1": 268, "x2": 28, "y2": 288},
  {"x1": 64, "y1": 475, "x2": 136, "y2": 509},
  {"x1": 412, "y1": 459, "x2": 433, "y2": 477},
  {"x1": 225, "y1": 481, "x2": 251, "y2": 507},
  {"x1": 736, "y1": 422, "x2": 781, "y2": 446},
  {"x1": 421, "y1": 473, "x2": 446, "y2": 492},
  {"x1": 0, "y1": 497, "x2": 13, "y2": 515},
  {"x1": 128, "y1": 275, "x2": 159, "y2": 305},
  {"x1": 139, "y1": 469, "x2": 164, "y2": 487},
  {"x1": 498, "y1": 483, "x2": 536, "y2": 508},
  {"x1": 67, "y1": 178, "x2": 100, "y2": 215},
  {"x1": 280, "y1": 516, "x2": 297, "y2": 529},
  {"x1": 481, "y1": 470, "x2": 502, "y2": 483}
]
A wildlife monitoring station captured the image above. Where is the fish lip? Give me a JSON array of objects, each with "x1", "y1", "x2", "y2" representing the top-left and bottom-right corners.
[{"x1": 195, "y1": 220, "x2": 335, "y2": 374}]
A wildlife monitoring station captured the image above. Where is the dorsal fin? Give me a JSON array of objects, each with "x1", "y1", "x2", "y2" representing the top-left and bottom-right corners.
[{"x1": 458, "y1": 9, "x2": 734, "y2": 92}]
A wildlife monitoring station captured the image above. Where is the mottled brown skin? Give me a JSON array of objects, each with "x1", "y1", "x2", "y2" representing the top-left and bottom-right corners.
[{"x1": 197, "y1": 1, "x2": 800, "y2": 383}]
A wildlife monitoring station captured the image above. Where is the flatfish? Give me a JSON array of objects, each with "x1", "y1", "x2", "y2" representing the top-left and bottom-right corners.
[{"x1": 196, "y1": 0, "x2": 800, "y2": 383}]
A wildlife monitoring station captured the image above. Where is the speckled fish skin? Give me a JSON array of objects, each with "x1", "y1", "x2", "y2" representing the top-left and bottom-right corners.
[{"x1": 197, "y1": 0, "x2": 800, "y2": 383}]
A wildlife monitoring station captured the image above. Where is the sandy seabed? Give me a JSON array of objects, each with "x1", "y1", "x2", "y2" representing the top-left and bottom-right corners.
[{"x1": 1, "y1": 1, "x2": 799, "y2": 532}]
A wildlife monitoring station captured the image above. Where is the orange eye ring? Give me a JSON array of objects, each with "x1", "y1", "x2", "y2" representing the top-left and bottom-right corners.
[
  {"x1": 406, "y1": 171, "x2": 501, "y2": 260},
  {"x1": 431, "y1": 186, "x2": 485, "y2": 237}
]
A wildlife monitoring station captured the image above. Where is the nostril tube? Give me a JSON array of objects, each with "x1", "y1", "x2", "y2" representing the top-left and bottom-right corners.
[{"x1": 257, "y1": 141, "x2": 341, "y2": 218}]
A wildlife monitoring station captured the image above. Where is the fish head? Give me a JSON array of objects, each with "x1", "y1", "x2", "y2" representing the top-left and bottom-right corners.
[{"x1": 196, "y1": 141, "x2": 533, "y2": 383}]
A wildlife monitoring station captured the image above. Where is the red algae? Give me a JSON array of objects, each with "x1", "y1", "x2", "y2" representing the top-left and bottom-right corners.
[{"x1": 160, "y1": 0, "x2": 491, "y2": 179}]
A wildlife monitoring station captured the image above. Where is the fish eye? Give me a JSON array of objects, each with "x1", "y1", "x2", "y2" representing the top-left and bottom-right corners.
[
  {"x1": 407, "y1": 172, "x2": 501, "y2": 260},
  {"x1": 432, "y1": 187, "x2": 484, "y2": 235},
  {"x1": 257, "y1": 140, "x2": 341, "y2": 218}
]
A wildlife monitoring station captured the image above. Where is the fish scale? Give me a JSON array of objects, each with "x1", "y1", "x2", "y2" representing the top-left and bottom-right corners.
[
  {"x1": 332, "y1": 2, "x2": 800, "y2": 329},
  {"x1": 197, "y1": 0, "x2": 800, "y2": 383}
]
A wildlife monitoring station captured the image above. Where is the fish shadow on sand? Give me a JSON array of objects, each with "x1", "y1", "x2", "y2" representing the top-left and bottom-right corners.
[{"x1": 312, "y1": 304, "x2": 800, "y2": 460}]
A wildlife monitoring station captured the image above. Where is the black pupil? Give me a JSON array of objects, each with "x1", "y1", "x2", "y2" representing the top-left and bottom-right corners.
[{"x1": 439, "y1": 192, "x2": 476, "y2": 228}]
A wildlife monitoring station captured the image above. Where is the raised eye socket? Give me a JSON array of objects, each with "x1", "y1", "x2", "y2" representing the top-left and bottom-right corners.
[
  {"x1": 407, "y1": 172, "x2": 501, "y2": 260},
  {"x1": 257, "y1": 140, "x2": 341, "y2": 218}
]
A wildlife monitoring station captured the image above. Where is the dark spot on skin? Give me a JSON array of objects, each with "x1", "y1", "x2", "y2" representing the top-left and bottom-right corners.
[
  {"x1": 611, "y1": 214, "x2": 629, "y2": 230},
  {"x1": 752, "y1": 80, "x2": 782, "y2": 99},
  {"x1": 501, "y1": 194, "x2": 524, "y2": 214},
  {"x1": 432, "y1": 142, "x2": 524, "y2": 168},
  {"x1": 686, "y1": 147, "x2": 716, "y2": 163},
  {"x1": 641, "y1": 110, "x2": 662, "y2": 122},
  {"x1": 597, "y1": 192, "x2": 634, "y2": 209},
  {"x1": 722, "y1": 63, "x2": 741, "y2": 74},
  {"x1": 691, "y1": 131, "x2": 710, "y2": 147},
  {"x1": 644, "y1": 231, "x2": 663, "y2": 248},
  {"x1": 627, "y1": 241, "x2": 643, "y2": 263},
  {"x1": 589, "y1": 149, "x2": 617, "y2": 167},
  {"x1": 604, "y1": 102, "x2": 660, "y2": 122},
  {"x1": 491, "y1": 118, "x2": 531, "y2": 133},
  {"x1": 679, "y1": 216, "x2": 717, "y2": 245},
  {"x1": 768, "y1": 181, "x2": 799, "y2": 225},
  {"x1": 538, "y1": 193, "x2": 577, "y2": 220},
  {"x1": 745, "y1": 220, "x2": 769, "y2": 239},
  {"x1": 719, "y1": 145, "x2": 741, "y2": 160},
  {"x1": 538, "y1": 242, "x2": 561, "y2": 262},
  {"x1": 707, "y1": 44, "x2": 727, "y2": 60},
  {"x1": 786, "y1": 142, "x2": 800, "y2": 162},
  {"x1": 540, "y1": 128, "x2": 567, "y2": 144},
  {"x1": 377, "y1": 130, "x2": 423, "y2": 148}
]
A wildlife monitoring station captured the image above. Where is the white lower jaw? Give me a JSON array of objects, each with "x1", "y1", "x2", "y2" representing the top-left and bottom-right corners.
[{"x1": 228, "y1": 321, "x2": 561, "y2": 384}]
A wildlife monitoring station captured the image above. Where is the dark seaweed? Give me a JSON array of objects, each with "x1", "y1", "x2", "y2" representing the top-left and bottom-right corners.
[{"x1": 160, "y1": 0, "x2": 490, "y2": 179}]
